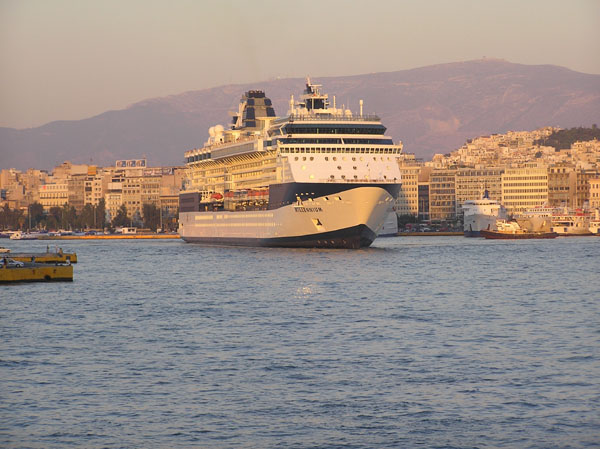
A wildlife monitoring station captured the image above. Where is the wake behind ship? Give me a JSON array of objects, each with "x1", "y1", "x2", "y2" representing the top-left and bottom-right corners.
[{"x1": 178, "y1": 78, "x2": 402, "y2": 248}]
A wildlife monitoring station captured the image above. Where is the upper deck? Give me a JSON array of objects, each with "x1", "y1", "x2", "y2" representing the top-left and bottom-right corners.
[{"x1": 184, "y1": 77, "x2": 402, "y2": 166}]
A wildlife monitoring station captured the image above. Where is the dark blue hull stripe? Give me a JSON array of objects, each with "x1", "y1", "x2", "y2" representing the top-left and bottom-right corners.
[{"x1": 181, "y1": 224, "x2": 377, "y2": 249}]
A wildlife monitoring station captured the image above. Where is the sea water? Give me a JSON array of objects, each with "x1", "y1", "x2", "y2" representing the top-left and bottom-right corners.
[{"x1": 1, "y1": 237, "x2": 599, "y2": 448}]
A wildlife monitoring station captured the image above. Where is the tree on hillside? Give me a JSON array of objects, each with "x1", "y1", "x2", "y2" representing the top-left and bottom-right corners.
[{"x1": 535, "y1": 126, "x2": 600, "y2": 149}]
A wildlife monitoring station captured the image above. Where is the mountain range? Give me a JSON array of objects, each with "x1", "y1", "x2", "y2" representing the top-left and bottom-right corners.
[{"x1": 1, "y1": 59, "x2": 599, "y2": 171}]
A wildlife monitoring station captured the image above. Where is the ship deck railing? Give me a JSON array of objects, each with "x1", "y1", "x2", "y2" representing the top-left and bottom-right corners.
[{"x1": 284, "y1": 114, "x2": 381, "y2": 122}]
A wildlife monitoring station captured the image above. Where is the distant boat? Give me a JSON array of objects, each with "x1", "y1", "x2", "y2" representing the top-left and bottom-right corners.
[
  {"x1": 550, "y1": 208, "x2": 593, "y2": 236},
  {"x1": 462, "y1": 190, "x2": 507, "y2": 237},
  {"x1": 480, "y1": 220, "x2": 557, "y2": 239},
  {"x1": 9, "y1": 231, "x2": 43, "y2": 240},
  {"x1": 515, "y1": 204, "x2": 556, "y2": 232}
]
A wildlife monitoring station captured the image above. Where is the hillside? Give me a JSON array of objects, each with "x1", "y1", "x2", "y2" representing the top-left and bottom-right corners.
[{"x1": 1, "y1": 59, "x2": 599, "y2": 170}]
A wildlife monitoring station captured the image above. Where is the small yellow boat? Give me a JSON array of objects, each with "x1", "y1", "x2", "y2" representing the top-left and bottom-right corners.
[{"x1": 0, "y1": 263, "x2": 73, "y2": 282}]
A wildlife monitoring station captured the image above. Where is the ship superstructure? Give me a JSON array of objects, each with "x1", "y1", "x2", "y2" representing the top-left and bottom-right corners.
[{"x1": 179, "y1": 78, "x2": 402, "y2": 248}]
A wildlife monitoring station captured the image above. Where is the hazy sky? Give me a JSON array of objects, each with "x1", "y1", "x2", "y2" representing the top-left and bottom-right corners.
[{"x1": 1, "y1": 0, "x2": 599, "y2": 129}]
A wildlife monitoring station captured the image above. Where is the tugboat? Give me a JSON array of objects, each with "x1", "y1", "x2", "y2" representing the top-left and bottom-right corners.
[{"x1": 480, "y1": 220, "x2": 557, "y2": 239}]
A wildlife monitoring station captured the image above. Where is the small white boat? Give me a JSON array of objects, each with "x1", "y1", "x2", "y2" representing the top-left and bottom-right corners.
[{"x1": 9, "y1": 231, "x2": 43, "y2": 240}]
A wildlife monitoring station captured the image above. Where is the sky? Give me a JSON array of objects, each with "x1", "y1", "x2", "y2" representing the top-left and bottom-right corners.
[{"x1": 1, "y1": 0, "x2": 599, "y2": 129}]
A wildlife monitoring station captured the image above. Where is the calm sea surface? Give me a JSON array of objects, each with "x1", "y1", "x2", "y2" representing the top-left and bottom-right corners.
[{"x1": 1, "y1": 236, "x2": 599, "y2": 448}]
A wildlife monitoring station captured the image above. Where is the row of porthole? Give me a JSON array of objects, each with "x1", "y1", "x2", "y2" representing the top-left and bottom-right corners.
[
  {"x1": 327, "y1": 174, "x2": 391, "y2": 180},
  {"x1": 294, "y1": 156, "x2": 393, "y2": 162}
]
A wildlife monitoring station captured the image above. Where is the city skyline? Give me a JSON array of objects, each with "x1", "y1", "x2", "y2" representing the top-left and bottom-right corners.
[{"x1": 1, "y1": 0, "x2": 599, "y2": 129}]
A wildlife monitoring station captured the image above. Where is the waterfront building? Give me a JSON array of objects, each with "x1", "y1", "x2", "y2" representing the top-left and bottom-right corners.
[
  {"x1": 67, "y1": 174, "x2": 87, "y2": 212},
  {"x1": 105, "y1": 176, "x2": 124, "y2": 222},
  {"x1": 83, "y1": 166, "x2": 107, "y2": 207},
  {"x1": 589, "y1": 178, "x2": 600, "y2": 209},
  {"x1": 396, "y1": 154, "x2": 421, "y2": 217},
  {"x1": 501, "y1": 163, "x2": 548, "y2": 215},
  {"x1": 1, "y1": 168, "x2": 48, "y2": 209},
  {"x1": 417, "y1": 167, "x2": 432, "y2": 221},
  {"x1": 547, "y1": 163, "x2": 577, "y2": 207},
  {"x1": 576, "y1": 168, "x2": 600, "y2": 208},
  {"x1": 38, "y1": 179, "x2": 69, "y2": 210},
  {"x1": 429, "y1": 168, "x2": 457, "y2": 221}
]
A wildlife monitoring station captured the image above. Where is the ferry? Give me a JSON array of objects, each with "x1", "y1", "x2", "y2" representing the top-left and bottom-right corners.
[
  {"x1": 462, "y1": 190, "x2": 507, "y2": 237},
  {"x1": 178, "y1": 78, "x2": 402, "y2": 248},
  {"x1": 515, "y1": 205, "x2": 556, "y2": 233},
  {"x1": 550, "y1": 208, "x2": 593, "y2": 236}
]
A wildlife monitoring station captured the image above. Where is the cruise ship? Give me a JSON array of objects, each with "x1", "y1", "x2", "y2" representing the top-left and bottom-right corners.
[
  {"x1": 178, "y1": 78, "x2": 402, "y2": 248},
  {"x1": 462, "y1": 190, "x2": 507, "y2": 237}
]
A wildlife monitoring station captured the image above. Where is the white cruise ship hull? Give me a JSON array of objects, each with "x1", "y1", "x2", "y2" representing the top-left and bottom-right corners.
[{"x1": 179, "y1": 185, "x2": 395, "y2": 248}]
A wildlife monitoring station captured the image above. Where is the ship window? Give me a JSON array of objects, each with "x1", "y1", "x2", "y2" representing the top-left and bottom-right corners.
[
  {"x1": 310, "y1": 157, "x2": 314, "y2": 161},
  {"x1": 354, "y1": 175, "x2": 358, "y2": 179},
  {"x1": 303, "y1": 157, "x2": 306, "y2": 161},
  {"x1": 352, "y1": 157, "x2": 356, "y2": 161},
  {"x1": 341, "y1": 175, "x2": 346, "y2": 179},
  {"x1": 333, "y1": 157, "x2": 337, "y2": 161},
  {"x1": 325, "y1": 157, "x2": 329, "y2": 161},
  {"x1": 295, "y1": 157, "x2": 298, "y2": 161},
  {"x1": 330, "y1": 175, "x2": 334, "y2": 179},
  {"x1": 337, "y1": 166, "x2": 342, "y2": 170}
]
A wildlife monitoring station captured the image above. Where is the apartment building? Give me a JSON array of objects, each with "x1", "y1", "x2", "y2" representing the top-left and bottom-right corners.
[{"x1": 501, "y1": 163, "x2": 548, "y2": 214}]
